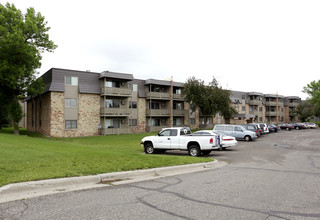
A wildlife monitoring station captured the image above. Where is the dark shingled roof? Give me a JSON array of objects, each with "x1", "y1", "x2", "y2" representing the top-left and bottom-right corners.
[{"x1": 100, "y1": 71, "x2": 134, "y2": 80}]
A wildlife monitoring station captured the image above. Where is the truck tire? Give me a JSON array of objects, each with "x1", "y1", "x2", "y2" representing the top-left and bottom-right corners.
[
  {"x1": 144, "y1": 143, "x2": 155, "y2": 154},
  {"x1": 201, "y1": 150, "x2": 212, "y2": 155},
  {"x1": 189, "y1": 145, "x2": 201, "y2": 157}
]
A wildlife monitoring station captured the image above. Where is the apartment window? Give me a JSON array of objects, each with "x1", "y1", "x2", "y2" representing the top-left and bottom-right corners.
[
  {"x1": 133, "y1": 84, "x2": 138, "y2": 92},
  {"x1": 174, "y1": 102, "x2": 183, "y2": 110},
  {"x1": 129, "y1": 101, "x2": 137, "y2": 108},
  {"x1": 150, "y1": 102, "x2": 160, "y2": 109},
  {"x1": 242, "y1": 95, "x2": 246, "y2": 100},
  {"x1": 129, "y1": 119, "x2": 137, "y2": 126},
  {"x1": 65, "y1": 76, "x2": 78, "y2": 86},
  {"x1": 105, "y1": 119, "x2": 120, "y2": 128},
  {"x1": 173, "y1": 118, "x2": 183, "y2": 126},
  {"x1": 65, "y1": 120, "x2": 77, "y2": 129},
  {"x1": 242, "y1": 106, "x2": 246, "y2": 112},
  {"x1": 105, "y1": 81, "x2": 120, "y2": 88},
  {"x1": 65, "y1": 98, "x2": 77, "y2": 107},
  {"x1": 190, "y1": 118, "x2": 195, "y2": 125},
  {"x1": 174, "y1": 88, "x2": 182, "y2": 94},
  {"x1": 105, "y1": 99, "x2": 120, "y2": 108},
  {"x1": 148, "y1": 118, "x2": 160, "y2": 126}
]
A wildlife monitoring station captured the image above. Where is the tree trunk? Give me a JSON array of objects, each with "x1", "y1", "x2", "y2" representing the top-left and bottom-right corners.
[{"x1": 13, "y1": 122, "x2": 19, "y2": 135}]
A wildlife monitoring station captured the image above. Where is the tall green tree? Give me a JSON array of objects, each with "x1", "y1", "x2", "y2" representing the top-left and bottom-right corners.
[
  {"x1": 182, "y1": 76, "x2": 236, "y2": 126},
  {"x1": 303, "y1": 80, "x2": 320, "y2": 117},
  {"x1": 0, "y1": 3, "x2": 57, "y2": 134},
  {"x1": 295, "y1": 101, "x2": 315, "y2": 122}
]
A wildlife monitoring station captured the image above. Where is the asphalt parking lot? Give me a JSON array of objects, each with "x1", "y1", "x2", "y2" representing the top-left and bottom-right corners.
[{"x1": 1, "y1": 128, "x2": 319, "y2": 219}]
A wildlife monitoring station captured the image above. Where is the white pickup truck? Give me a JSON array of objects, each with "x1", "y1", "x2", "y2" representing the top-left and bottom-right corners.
[{"x1": 141, "y1": 127, "x2": 222, "y2": 157}]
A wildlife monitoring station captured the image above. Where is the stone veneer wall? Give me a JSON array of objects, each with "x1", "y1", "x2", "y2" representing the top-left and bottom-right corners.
[
  {"x1": 50, "y1": 92, "x2": 100, "y2": 137},
  {"x1": 132, "y1": 97, "x2": 146, "y2": 133}
]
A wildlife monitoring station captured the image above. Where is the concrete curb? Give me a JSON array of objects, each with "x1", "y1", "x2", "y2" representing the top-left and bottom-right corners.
[{"x1": 0, "y1": 160, "x2": 227, "y2": 204}]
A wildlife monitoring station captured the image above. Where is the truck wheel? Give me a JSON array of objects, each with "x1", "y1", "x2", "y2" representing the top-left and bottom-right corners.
[
  {"x1": 201, "y1": 150, "x2": 212, "y2": 155},
  {"x1": 189, "y1": 145, "x2": 201, "y2": 157},
  {"x1": 244, "y1": 135, "x2": 251, "y2": 142},
  {"x1": 144, "y1": 143, "x2": 155, "y2": 154}
]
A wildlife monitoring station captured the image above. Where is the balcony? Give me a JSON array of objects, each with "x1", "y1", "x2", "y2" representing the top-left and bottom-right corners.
[
  {"x1": 100, "y1": 108, "x2": 131, "y2": 116},
  {"x1": 101, "y1": 87, "x2": 132, "y2": 97},
  {"x1": 173, "y1": 109, "x2": 188, "y2": 116},
  {"x1": 265, "y1": 111, "x2": 278, "y2": 117},
  {"x1": 146, "y1": 125, "x2": 168, "y2": 132},
  {"x1": 99, "y1": 127, "x2": 131, "y2": 135},
  {"x1": 173, "y1": 93, "x2": 184, "y2": 100},
  {"x1": 249, "y1": 100, "x2": 262, "y2": 106},
  {"x1": 146, "y1": 92, "x2": 170, "y2": 100},
  {"x1": 146, "y1": 109, "x2": 170, "y2": 116}
]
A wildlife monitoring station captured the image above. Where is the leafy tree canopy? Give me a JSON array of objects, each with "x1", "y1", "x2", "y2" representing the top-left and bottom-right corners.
[
  {"x1": 0, "y1": 3, "x2": 57, "y2": 134},
  {"x1": 182, "y1": 76, "x2": 237, "y2": 125},
  {"x1": 303, "y1": 80, "x2": 320, "y2": 117}
]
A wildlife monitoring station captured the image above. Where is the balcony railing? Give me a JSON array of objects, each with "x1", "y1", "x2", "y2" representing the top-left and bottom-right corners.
[
  {"x1": 146, "y1": 92, "x2": 170, "y2": 100},
  {"x1": 99, "y1": 127, "x2": 131, "y2": 135},
  {"x1": 146, "y1": 109, "x2": 170, "y2": 116},
  {"x1": 173, "y1": 109, "x2": 188, "y2": 116},
  {"x1": 173, "y1": 94, "x2": 185, "y2": 100},
  {"x1": 249, "y1": 100, "x2": 262, "y2": 106},
  {"x1": 146, "y1": 126, "x2": 168, "y2": 132},
  {"x1": 100, "y1": 108, "x2": 131, "y2": 116},
  {"x1": 101, "y1": 87, "x2": 132, "y2": 96}
]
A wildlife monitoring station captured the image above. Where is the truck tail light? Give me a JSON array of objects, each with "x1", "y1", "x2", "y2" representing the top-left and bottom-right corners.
[
  {"x1": 223, "y1": 138, "x2": 233, "y2": 141},
  {"x1": 210, "y1": 138, "x2": 213, "y2": 144}
]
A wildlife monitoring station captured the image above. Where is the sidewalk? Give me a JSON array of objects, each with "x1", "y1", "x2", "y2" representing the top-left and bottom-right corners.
[{"x1": 0, "y1": 160, "x2": 227, "y2": 204}]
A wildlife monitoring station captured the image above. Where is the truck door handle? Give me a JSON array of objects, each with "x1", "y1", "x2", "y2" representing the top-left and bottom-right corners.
[{"x1": 167, "y1": 138, "x2": 170, "y2": 140}]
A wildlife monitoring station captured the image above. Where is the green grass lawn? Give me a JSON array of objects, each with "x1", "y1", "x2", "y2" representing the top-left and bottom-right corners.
[{"x1": 0, "y1": 128, "x2": 212, "y2": 187}]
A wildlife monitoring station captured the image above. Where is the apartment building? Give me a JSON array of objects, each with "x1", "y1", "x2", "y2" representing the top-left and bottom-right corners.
[{"x1": 26, "y1": 68, "x2": 301, "y2": 137}]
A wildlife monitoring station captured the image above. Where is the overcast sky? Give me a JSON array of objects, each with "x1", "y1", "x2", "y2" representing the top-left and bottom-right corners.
[{"x1": 4, "y1": 0, "x2": 320, "y2": 99}]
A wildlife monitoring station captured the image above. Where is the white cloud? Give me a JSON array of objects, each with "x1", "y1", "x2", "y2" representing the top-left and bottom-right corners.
[{"x1": 5, "y1": 0, "x2": 320, "y2": 99}]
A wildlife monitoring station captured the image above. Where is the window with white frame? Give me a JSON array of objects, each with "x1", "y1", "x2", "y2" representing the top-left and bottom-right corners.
[
  {"x1": 65, "y1": 120, "x2": 77, "y2": 129},
  {"x1": 65, "y1": 98, "x2": 77, "y2": 107},
  {"x1": 65, "y1": 76, "x2": 78, "y2": 86}
]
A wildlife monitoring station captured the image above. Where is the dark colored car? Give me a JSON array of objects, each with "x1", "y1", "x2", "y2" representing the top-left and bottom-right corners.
[
  {"x1": 278, "y1": 123, "x2": 294, "y2": 131},
  {"x1": 290, "y1": 123, "x2": 305, "y2": 130},
  {"x1": 268, "y1": 124, "x2": 279, "y2": 132}
]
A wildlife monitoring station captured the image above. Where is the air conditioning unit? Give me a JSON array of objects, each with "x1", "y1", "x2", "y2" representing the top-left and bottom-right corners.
[
  {"x1": 121, "y1": 119, "x2": 126, "y2": 124},
  {"x1": 161, "y1": 119, "x2": 166, "y2": 123},
  {"x1": 121, "y1": 82, "x2": 125, "y2": 86},
  {"x1": 121, "y1": 100, "x2": 125, "y2": 105},
  {"x1": 161, "y1": 103, "x2": 166, "y2": 107}
]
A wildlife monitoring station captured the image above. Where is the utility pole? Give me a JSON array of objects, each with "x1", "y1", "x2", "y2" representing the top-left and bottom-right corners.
[
  {"x1": 276, "y1": 92, "x2": 279, "y2": 124},
  {"x1": 170, "y1": 76, "x2": 173, "y2": 127}
]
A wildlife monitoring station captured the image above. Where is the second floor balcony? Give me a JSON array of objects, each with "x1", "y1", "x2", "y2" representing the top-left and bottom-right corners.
[
  {"x1": 101, "y1": 87, "x2": 132, "y2": 97},
  {"x1": 146, "y1": 109, "x2": 170, "y2": 116},
  {"x1": 100, "y1": 107, "x2": 131, "y2": 116},
  {"x1": 146, "y1": 92, "x2": 170, "y2": 100}
]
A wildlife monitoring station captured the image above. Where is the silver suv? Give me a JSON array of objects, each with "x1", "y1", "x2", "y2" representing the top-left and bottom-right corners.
[{"x1": 213, "y1": 124, "x2": 257, "y2": 141}]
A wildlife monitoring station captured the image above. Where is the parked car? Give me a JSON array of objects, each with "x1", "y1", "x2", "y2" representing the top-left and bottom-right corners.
[
  {"x1": 259, "y1": 123, "x2": 270, "y2": 134},
  {"x1": 193, "y1": 130, "x2": 237, "y2": 150},
  {"x1": 278, "y1": 123, "x2": 294, "y2": 131},
  {"x1": 250, "y1": 123, "x2": 263, "y2": 135},
  {"x1": 141, "y1": 127, "x2": 223, "y2": 157},
  {"x1": 290, "y1": 123, "x2": 305, "y2": 130},
  {"x1": 213, "y1": 124, "x2": 257, "y2": 141},
  {"x1": 268, "y1": 124, "x2": 279, "y2": 132},
  {"x1": 240, "y1": 124, "x2": 261, "y2": 136},
  {"x1": 306, "y1": 122, "x2": 318, "y2": 129}
]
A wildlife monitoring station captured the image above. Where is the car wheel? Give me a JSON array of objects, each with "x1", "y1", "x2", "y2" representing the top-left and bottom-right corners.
[
  {"x1": 201, "y1": 150, "x2": 211, "y2": 155},
  {"x1": 189, "y1": 145, "x2": 201, "y2": 157},
  {"x1": 244, "y1": 135, "x2": 252, "y2": 142},
  {"x1": 286, "y1": 127, "x2": 289, "y2": 131},
  {"x1": 144, "y1": 143, "x2": 155, "y2": 154}
]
